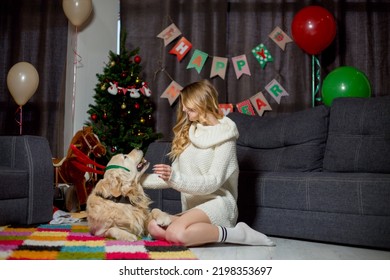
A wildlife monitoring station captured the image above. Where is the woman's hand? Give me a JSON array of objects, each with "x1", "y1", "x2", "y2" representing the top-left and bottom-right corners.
[{"x1": 153, "y1": 164, "x2": 172, "y2": 181}]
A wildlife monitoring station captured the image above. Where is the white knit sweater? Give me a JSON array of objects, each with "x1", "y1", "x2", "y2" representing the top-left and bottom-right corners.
[{"x1": 141, "y1": 116, "x2": 239, "y2": 227}]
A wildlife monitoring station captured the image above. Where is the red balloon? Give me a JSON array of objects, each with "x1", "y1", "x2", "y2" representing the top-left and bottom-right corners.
[{"x1": 291, "y1": 6, "x2": 337, "y2": 55}]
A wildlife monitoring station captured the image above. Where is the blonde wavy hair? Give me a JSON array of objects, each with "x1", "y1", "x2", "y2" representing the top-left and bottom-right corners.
[{"x1": 168, "y1": 79, "x2": 223, "y2": 160}]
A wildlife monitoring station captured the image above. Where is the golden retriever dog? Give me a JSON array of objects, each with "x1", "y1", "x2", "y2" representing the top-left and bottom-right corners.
[{"x1": 86, "y1": 149, "x2": 171, "y2": 241}]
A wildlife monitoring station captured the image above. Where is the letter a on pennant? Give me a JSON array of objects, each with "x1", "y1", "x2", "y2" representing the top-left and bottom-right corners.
[
  {"x1": 250, "y1": 92, "x2": 272, "y2": 116},
  {"x1": 169, "y1": 37, "x2": 192, "y2": 62},
  {"x1": 160, "y1": 80, "x2": 183, "y2": 106},
  {"x1": 265, "y1": 79, "x2": 289, "y2": 104},
  {"x1": 187, "y1": 49, "x2": 208, "y2": 74},
  {"x1": 157, "y1": 23, "x2": 182, "y2": 46},
  {"x1": 232, "y1": 55, "x2": 251, "y2": 79}
]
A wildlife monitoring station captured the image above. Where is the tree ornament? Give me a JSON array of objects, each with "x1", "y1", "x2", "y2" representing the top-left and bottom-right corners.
[
  {"x1": 108, "y1": 81, "x2": 118, "y2": 95},
  {"x1": 91, "y1": 113, "x2": 97, "y2": 121},
  {"x1": 110, "y1": 61, "x2": 115, "y2": 67},
  {"x1": 135, "y1": 77, "x2": 140, "y2": 84},
  {"x1": 101, "y1": 84, "x2": 106, "y2": 91},
  {"x1": 103, "y1": 111, "x2": 107, "y2": 119},
  {"x1": 141, "y1": 82, "x2": 152, "y2": 97},
  {"x1": 134, "y1": 102, "x2": 140, "y2": 109},
  {"x1": 111, "y1": 146, "x2": 117, "y2": 153},
  {"x1": 121, "y1": 102, "x2": 126, "y2": 109},
  {"x1": 134, "y1": 55, "x2": 141, "y2": 64},
  {"x1": 140, "y1": 117, "x2": 145, "y2": 124}
]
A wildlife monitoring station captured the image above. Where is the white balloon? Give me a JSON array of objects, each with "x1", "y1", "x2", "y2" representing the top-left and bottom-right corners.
[
  {"x1": 7, "y1": 62, "x2": 39, "y2": 106},
  {"x1": 62, "y1": 0, "x2": 93, "y2": 27}
]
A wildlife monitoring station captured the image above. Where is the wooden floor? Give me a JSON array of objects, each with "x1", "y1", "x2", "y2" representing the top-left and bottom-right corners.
[{"x1": 189, "y1": 236, "x2": 390, "y2": 260}]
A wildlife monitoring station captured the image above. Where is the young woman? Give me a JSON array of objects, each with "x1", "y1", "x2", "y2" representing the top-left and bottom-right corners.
[{"x1": 141, "y1": 79, "x2": 274, "y2": 247}]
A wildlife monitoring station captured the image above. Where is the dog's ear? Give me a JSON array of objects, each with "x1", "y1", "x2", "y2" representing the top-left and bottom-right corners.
[{"x1": 98, "y1": 172, "x2": 122, "y2": 197}]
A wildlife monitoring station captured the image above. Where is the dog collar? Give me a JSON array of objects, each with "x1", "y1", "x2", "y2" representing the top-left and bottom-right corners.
[
  {"x1": 96, "y1": 192, "x2": 133, "y2": 205},
  {"x1": 105, "y1": 165, "x2": 130, "y2": 172}
]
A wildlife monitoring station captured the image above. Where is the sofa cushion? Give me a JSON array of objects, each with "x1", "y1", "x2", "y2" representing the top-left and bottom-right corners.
[
  {"x1": 238, "y1": 171, "x2": 390, "y2": 217},
  {"x1": 228, "y1": 105, "x2": 329, "y2": 172},
  {"x1": 323, "y1": 96, "x2": 390, "y2": 173}
]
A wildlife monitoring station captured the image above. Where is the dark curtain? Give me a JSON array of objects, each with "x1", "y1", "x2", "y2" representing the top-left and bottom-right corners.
[
  {"x1": 120, "y1": 0, "x2": 390, "y2": 141},
  {"x1": 0, "y1": 0, "x2": 68, "y2": 157}
]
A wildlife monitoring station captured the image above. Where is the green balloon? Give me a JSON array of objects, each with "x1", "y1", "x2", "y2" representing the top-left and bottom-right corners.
[{"x1": 321, "y1": 66, "x2": 371, "y2": 106}]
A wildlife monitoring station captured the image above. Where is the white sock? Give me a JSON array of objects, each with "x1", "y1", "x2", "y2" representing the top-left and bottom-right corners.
[{"x1": 218, "y1": 222, "x2": 275, "y2": 246}]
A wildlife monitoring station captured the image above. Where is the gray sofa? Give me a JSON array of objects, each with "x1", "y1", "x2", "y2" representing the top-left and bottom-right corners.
[
  {"x1": 0, "y1": 135, "x2": 54, "y2": 226},
  {"x1": 144, "y1": 95, "x2": 390, "y2": 250}
]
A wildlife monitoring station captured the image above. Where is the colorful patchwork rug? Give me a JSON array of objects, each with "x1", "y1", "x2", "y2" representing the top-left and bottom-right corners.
[{"x1": 0, "y1": 224, "x2": 197, "y2": 260}]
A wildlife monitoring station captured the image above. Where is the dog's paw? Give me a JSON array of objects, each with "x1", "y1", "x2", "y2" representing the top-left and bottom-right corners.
[
  {"x1": 151, "y1": 208, "x2": 171, "y2": 227},
  {"x1": 105, "y1": 227, "x2": 138, "y2": 241}
]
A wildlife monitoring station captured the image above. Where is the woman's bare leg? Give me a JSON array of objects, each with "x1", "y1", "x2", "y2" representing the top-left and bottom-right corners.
[{"x1": 147, "y1": 209, "x2": 219, "y2": 247}]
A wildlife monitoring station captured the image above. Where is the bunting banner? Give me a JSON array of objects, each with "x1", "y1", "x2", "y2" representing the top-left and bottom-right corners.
[
  {"x1": 157, "y1": 22, "x2": 293, "y2": 115},
  {"x1": 232, "y1": 55, "x2": 251, "y2": 79},
  {"x1": 265, "y1": 79, "x2": 289, "y2": 104},
  {"x1": 269, "y1": 26, "x2": 293, "y2": 51},
  {"x1": 157, "y1": 23, "x2": 182, "y2": 46},
  {"x1": 252, "y1": 43, "x2": 273, "y2": 69},
  {"x1": 187, "y1": 49, "x2": 208, "y2": 73},
  {"x1": 219, "y1": 104, "x2": 234, "y2": 116},
  {"x1": 236, "y1": 99, "x2": 256, "y2": 115},
  {"x1": 169, "y1": 37, "x2": 192, "y2": 62},
  {"x1": 250, "y1": 91, "x2": 272, "y2": 116},
  {"x1": 210, "y1": 56, "x2": 228, "y2": 80},
  {"x1": 160, "y1": 80, "x2": 183, "y2": 105}
]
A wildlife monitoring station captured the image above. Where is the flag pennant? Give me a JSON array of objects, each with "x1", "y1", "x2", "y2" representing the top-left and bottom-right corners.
[
  {"x1": 269, "y1": 26, "x2": 292, "y2": 51},
  {"x1": 250, "y1": 91, "x2": 272, "y2": 116},
  {"x1": 187, "y1": 49, "x2": 208, "y2": 74},
  {"x1": 265, "y1": 79, "x2": 289, "y2": 104},
  {"x1": 219, "y1": 104, "x2": 234, "y2": 116},
  {"x1": 236, "y1": 100, "x2": 256, "y2": 115},
  {"x1": 157, "y1": 23, "x2": 182, "y2": 46},
  {"x1": 169, "y1": 37, "x2": 192, "y2": 62},
  {"x1": 210, "y1": 56, "x2": 228, "y2": 79},
  {"x1": 161, "y1": 80, "x2": 183, "y2": 106},
  {"x1": 252, "y1": 43, "x2": 273, "y2": 69},
  {"x1": 232, "y1": 55, "x2": 251, "y2": 79}
]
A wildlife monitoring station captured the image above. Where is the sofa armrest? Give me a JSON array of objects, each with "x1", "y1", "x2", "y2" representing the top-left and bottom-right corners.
[
  {"x1": 0, "y1": 135, "x2": 54, "y2": 224},
  {"x1": 144, "y1": 141, "x2": 182, "y2": 213}
]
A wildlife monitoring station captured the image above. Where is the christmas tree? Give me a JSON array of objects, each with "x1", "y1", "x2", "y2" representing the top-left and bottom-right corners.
[{"x1": 86, "y1": 32, "x2": 161, "y2": 164}]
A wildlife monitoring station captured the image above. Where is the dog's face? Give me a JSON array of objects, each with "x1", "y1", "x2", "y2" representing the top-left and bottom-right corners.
[
  {"x1": 107, "y1": 149, "x2": 149, "y2": 179},
  {"x1": 102, "y1": 149, "x2": 149, "y2": 197}
]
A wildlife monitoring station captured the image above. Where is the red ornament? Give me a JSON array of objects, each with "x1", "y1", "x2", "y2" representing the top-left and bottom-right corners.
[
  {"x1": 91, "y1": 113, "x2": 97, "y2": 121},
  {"x1": 134, "y1": 103, "x2": 140, "y2": 109},
  {"x1": 134, "y1": 55, "x2": 141, "y2": 64}
]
